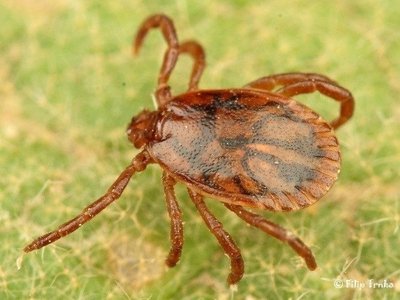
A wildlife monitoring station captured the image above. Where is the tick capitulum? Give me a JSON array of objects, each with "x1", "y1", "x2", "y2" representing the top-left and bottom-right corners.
[{"x1": 24, "y1": 14, "x2": 354, "y2": 285}]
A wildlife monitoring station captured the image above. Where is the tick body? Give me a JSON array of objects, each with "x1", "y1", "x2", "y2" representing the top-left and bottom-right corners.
[
  {"x1": 150, "y1": 89, "x2": 340, "y2": 211},
  {"x1": 24, "y1": 14, "x2": 354, "y2": 285}
]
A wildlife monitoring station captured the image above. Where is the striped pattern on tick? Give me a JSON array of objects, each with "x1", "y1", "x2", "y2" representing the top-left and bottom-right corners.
[{"x1": 147, "y1": 89, "x2": 340, "y2": 211}]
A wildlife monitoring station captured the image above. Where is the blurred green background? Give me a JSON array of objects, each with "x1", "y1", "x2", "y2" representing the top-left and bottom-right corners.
[{"x1": 1, "y1": 0, "x2": 399, "y2": 299}]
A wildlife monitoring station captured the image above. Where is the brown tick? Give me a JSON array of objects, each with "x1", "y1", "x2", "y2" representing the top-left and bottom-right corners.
[{"x1": 24, "y1": 14, "x2": 354, "y2": 285}]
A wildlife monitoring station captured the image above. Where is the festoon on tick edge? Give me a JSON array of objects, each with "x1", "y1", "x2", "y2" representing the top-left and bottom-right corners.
[{"x1": 24, "y1": 14, "x2": 354, "y2": 285}]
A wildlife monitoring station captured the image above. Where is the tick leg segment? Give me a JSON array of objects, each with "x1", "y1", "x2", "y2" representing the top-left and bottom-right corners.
[
  {"x1": 244, "y1": 72, "x2": 354, "y2": 129},
  {"x1": 24, "y1": 150, "x2": 152, "y2": 253},
  {"x1": 133, "y1": 14, "x2": 179, "y2": 105},
  {"x1": 188, "y1": 189, "x2": 244, "y2": 285},
  {"x1": 225, "y1": 204, "x2": 317, "y2": 271},
  {"x1": 179, "y1": 40, "x2": 206, "y2": 91},
  {"x1": 162, "y1": 172, "x2": 184, "y2": 267},
  {"x1": 278, "y1": 79, "x2": 354, "y2": 129},
  {"x1": 244, "y1": 72, "x2": 337, "y2": 91}
]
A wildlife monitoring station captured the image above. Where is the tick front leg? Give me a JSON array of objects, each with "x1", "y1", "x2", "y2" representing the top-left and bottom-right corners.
[
  {"x1": 277, "y1": 79, "x2": 354, "y2": 129},
  {"x1": 24, "y1": 150, "x2": 152, "y2": 253},
  {"x1": 188, "y1": 189, "x2": 244, "y2": 285},
  {"x1": 133, "y1": 14, "x2": 179, "y2": 106},
  {"x1": 244, "y1": 72, "x2": 354, "y2": 129},
  {"x1": 162, "y1": 172, "x2": 184, "y2": 267},
  {"x1": 225, "y1": 204, "x2": 317, "y2": 271},
  {"x1": 244, "y1": 72, "x2": 337, "y2": 91},
  {"x1": 179, "y1": 40, "x2": 206, "y2": 91}
]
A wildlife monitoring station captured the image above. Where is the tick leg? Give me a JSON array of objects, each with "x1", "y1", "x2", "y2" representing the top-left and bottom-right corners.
[
  {"x1": 179, "y1": 40, "x2": 206, "y2": 91},
  {"x1": 133, "y1": 15, "x2": 207, "y2": 102},
  {"x1": 188, "y1": 189, "x2": 244, "y2": 285},
  {"x1": 225, "y1": 204, "x2": 317, "y2": 271},
  {"x1": 244, "y1": 72, "x2": 354, "y2": 129},
  {"x1": 162, "y1": 172, "x2": 184, "y2": 267},
  {"x1": 277, "y1": 79, "x2": 354, "y2": 129},
  {"x1": 244, "y1": 72, "x2": 337, "y2": 91},
  {"x1": 24, "y1": 150, "x2": 152, "y2": 253},
  {"x1": 133, "y1": 14, "x2": 179, "y2": 106}
]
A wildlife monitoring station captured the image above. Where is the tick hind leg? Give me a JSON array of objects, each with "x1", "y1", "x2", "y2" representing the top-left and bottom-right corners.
[
  {"x1": 24, "y1": 150, "x2": 152, "y2": 253},
  {"x1": 245, "y1": 72, "x2": 354, "y2": 129},
  {"x1": 162, "y1": 172, "x2": 184, "y2": 267},
  {"x1": 188, "y1": 189, "x2": 244, "y2": 285},
  {"x1": 225, "y1": 203, "x2": 317, "y2": 271}
]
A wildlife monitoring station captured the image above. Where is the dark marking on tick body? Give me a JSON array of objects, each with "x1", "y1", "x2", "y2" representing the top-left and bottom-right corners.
[
  {"x1": 219, "y1": 136, "x2": 249, "y2": 149},
  {"x1": 232, "y1": 175, "x2": 254, "y2": 196},
  {"x1": 214, "y1": 95, "x2": 245, "y2": 110}
]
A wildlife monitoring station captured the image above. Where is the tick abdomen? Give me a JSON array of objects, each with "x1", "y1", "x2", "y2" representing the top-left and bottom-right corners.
[{"x1": 148, "y1": 89, "x2": 340, "y2": 211}]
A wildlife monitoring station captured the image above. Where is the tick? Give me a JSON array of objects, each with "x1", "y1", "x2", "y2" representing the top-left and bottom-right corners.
[{"x1": 24, "y1": 14, "x2": 354, "y2": 285}]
